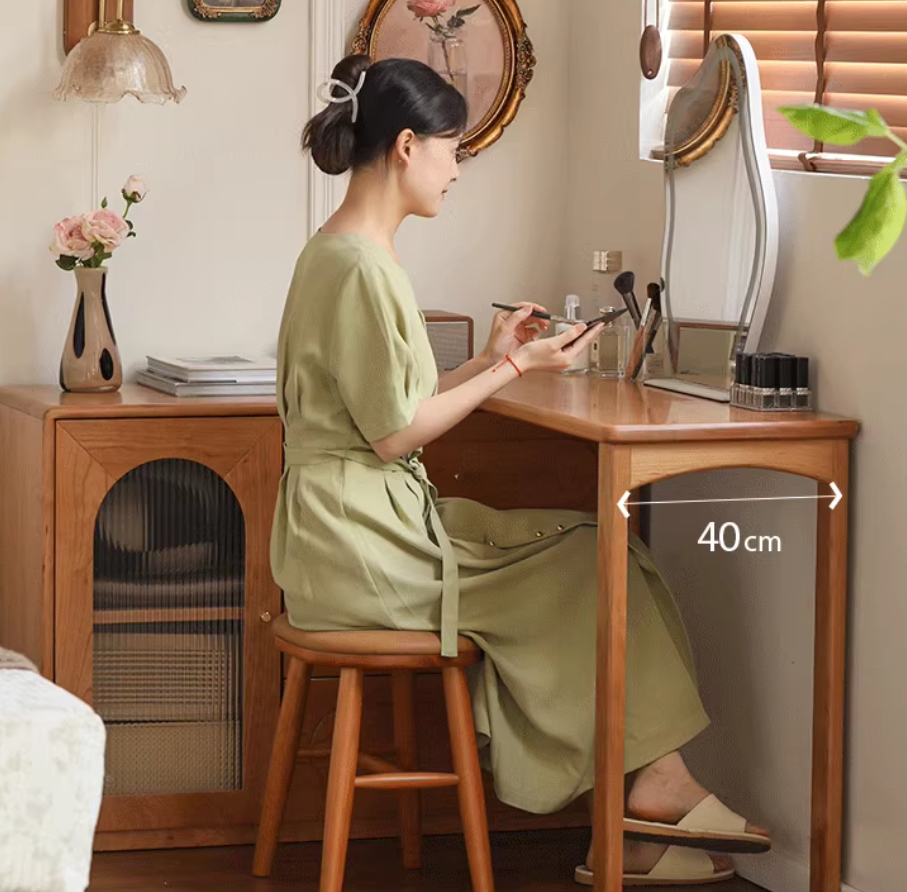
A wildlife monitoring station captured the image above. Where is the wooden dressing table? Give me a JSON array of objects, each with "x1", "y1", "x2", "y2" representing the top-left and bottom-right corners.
[
  {"x1": 0, "y1": 377, "x2": 859, "y2": 892},
  {"x1": 469, "y1": 373, "x2": 860, "y2": 892}
]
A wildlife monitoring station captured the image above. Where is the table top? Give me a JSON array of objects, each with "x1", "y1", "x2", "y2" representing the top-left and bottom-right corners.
[
  {"x1": 0, "y1": 377, "x2": 861, "y2": 443},
  {"x1": 481, "y1": 373, "x2": 860, "y2": 443}
]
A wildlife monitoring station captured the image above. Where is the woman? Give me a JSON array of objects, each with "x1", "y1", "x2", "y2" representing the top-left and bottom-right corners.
[{"x1": 271, "y1": 53, "x2": 769, "y2": 886}]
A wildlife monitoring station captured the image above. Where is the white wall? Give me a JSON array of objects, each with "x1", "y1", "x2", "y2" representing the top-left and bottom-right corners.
[
  {"x1": 566, "y1": 4, "x2": 904, "y2": 892},
  {"x1": 5, "y1": 5, "x2": 899, "y2": 892},
  {"x1": 0, "y1": 1, "x2": 567, "y2": 387}
]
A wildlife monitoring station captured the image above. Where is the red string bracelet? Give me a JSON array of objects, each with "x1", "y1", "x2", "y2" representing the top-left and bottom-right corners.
[{"x1": 504, "y1": 354, "x2": 523, "y2": 377}]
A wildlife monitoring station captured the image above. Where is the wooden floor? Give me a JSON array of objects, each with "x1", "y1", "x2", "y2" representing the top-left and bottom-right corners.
[{"x1": 89, "y1": 829, "x2": 764, "y2": 891}]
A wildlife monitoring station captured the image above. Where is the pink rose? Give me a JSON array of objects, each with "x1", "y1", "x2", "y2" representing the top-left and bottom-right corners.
[
  {"x1": 50, "y1": 215, "x2": 95, "y2": 261},
  {"x1": 80, "y1": 209, "x2": 129, "y2": 251},
  {"x1": 407, "y1": 0, "x2": 450, "y2": 18},
  {"x1": 122, "y1": 175, "x2": 147, "y2": 202}
]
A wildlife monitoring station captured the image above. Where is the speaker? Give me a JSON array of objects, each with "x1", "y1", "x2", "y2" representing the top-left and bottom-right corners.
[{"x1": 423, "y1": 310, "x2": 474, "y2": 372}]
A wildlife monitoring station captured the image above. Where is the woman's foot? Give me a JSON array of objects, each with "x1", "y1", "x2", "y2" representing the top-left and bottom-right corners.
[
  {"x1": 584, "y1": 839, "x2": 733, "y2": 878},
  {"x1": 626, "y1": 751, "x2": 769, "y2": 839}
]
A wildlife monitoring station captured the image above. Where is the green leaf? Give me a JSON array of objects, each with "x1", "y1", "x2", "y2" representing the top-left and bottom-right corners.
[
  {"x1": 834, "y1": 163, "x2": 907, "y2": 275},
  {"x1": 101, "y1": 196, "x2": 108, "y2": 208},
  {"x1": 126, "y1": 220, "x2": 134, "y2": 230},
  {"x1": 55, "y1": 255, "x2": 77, "y2": 271},
  {"x1": 778, "y1": 104, "x2": 891, "y2": 146},
  {"x1": 459, "y1": 5, "x2": 480, "y2": 14}
]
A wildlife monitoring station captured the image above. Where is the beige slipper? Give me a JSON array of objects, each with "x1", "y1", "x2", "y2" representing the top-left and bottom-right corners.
[
  {"x1": 574, "y1": 846, "x2": 736, "y2": 886},
  {"x1": 624, "y1": 793, "x2": 770, "y2": 853}
]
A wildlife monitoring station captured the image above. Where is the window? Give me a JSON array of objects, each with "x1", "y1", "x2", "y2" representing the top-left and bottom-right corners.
[{"x1": 665, "y1": 1, "x2": 907, "y2": 174}]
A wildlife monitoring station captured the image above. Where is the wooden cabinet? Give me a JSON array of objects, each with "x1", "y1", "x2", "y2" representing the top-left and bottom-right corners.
[{"x1": 0, "y1": 386, "x2": 588, "y2": 852}]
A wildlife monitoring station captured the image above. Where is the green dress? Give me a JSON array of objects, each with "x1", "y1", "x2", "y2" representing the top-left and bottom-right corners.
[{"x1": 271, "y1": 231, "x2": 709, "y2": 814}]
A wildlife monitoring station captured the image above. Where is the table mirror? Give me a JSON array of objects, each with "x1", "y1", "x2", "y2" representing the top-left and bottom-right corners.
[{"x1": 645, "y1": 33, "x2": 779, "y2": 403}]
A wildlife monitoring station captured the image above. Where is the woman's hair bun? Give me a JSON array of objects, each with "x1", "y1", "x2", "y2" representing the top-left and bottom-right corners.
[
  {"x1": 302, "y1": 55, "x2": 468, "y2": 177},
  {"x1": 302, "y1": 54, "x2": 372, "y2": 175}
]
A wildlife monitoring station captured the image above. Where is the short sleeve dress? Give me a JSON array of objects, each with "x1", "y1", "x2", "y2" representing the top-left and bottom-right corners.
[{"x1": 271, "y1": 231, "x2": 709, "y2": 815}]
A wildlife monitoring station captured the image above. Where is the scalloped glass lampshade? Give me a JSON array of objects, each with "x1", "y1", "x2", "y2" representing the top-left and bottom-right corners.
[{"x1": 55, "y1": 28, "x2": 186, "y2": 105}]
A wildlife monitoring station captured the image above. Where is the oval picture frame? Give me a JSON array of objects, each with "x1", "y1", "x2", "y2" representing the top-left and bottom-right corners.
[
  {"x1": 187, "y1": 0, "x2": 281, "y2": 23},
  {"x1": 352, "y1": 0, "x2": 536, "y2": 161}
]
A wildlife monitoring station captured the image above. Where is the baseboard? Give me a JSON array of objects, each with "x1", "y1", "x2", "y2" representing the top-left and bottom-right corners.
[{"x1": 734, "y1": 849, "x2": 864, "y2": 892}]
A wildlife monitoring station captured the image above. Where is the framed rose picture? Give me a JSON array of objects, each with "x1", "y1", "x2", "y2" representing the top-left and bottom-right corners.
[
  {"x1": 187, "y1": 0, "x2": 281, "y2": 22},
  {"x1": 353, "y1": 0, "x2": 536, "y2": 160}
]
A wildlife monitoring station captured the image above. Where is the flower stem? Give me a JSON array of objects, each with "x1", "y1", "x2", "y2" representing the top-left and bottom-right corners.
[{"x1": 430, "y1": 16, "x2": 456, "y2": 84}]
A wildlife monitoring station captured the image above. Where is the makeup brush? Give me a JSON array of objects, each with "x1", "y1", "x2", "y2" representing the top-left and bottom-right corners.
[
  {"x1": 613, "y1": 271, "x2": 641, "y2": 327},
  {"x1": 627, "y1": 283, "x2": 662, "y2": 380}
]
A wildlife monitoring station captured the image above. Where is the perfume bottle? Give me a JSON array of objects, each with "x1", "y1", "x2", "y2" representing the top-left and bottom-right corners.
[
  {"x1": 589, "y1": 305, "x2": 633, "y2": 377},
  {"x1": 555, "y1": 294, "x2": 589, "y2": 375}
]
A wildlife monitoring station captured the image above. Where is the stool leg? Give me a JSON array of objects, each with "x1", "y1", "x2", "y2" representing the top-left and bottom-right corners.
[
  {"x1": 253, "y1": 659, "x2": 313, "y2": 877},
  {"x1": 391, "y1": 670, "x2": 421, "y2": 870},
  {"x1": 320, "y1": 667, "x2": 364, "y2": 892},
  {"x1": 442, "y1": 666, "x2": 494, "y2": 892}
]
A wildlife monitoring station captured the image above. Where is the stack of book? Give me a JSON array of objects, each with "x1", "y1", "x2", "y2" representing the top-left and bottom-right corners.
[{"x1": 137, "y1": 355, "x2": 277, "y2": 397}]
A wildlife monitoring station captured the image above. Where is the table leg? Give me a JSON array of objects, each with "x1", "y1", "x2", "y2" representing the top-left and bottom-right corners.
[
  {"x1": 593, "y1": 445, "x2": 632, "y2": 892},
  {"x1": 811, "y1": 444, "x2": 849, "y2": 892}
]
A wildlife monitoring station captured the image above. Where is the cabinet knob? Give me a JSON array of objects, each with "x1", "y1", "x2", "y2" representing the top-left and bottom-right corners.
[{"x1": 260, "y1": 611, "x2": 272, "y2": 623}]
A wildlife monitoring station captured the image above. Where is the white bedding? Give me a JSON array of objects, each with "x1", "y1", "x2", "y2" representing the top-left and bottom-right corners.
[{"x1": 0, "y1": 669, "x2": 105, "y2": 892}]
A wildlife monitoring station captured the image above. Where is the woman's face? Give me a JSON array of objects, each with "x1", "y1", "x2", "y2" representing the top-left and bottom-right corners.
[{"x1": 399, "y1": 134, "x2": 461, "y2": 217}]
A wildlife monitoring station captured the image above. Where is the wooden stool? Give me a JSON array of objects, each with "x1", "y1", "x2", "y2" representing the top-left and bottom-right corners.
[{"x1": 252, "y1": 615, "x2": 494, "y2": 892}]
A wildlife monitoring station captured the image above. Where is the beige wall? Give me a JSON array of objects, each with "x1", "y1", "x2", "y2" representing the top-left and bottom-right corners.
[
  {"x1": 0, "y1": 1, "x2": 568, "y2": 386},
  {"x1": 566, "y1": 4, "x2": 902, "y2": 892},
  {"x1": 2, "y1": 4, "x2": 897, "y2": 892}
]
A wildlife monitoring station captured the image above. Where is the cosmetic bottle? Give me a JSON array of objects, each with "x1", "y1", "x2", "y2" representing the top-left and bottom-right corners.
[
  {"x1": 555, "y1": 294, "x2": 589, "y2": 375},
  {"x1": 589, "y1": 305, "x2": 633, "y2": 377},
  {"x1": 795, "y1": 357, "x2": 812, "y2": 409},
  {"x1": 752, "y1": 355, "x2": 779, "y2": 410},
  {"x1": 777, "y1": 355, "x2": 796, "y2": 410}
]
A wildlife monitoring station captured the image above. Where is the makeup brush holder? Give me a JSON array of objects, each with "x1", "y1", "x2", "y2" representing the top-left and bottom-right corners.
[{"x1": 730, "y1": 353, "x2": 813, "y2": 412}]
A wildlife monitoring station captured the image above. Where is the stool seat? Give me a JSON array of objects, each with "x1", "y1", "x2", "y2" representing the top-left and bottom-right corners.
[
  {"x1": 255, "y1": 614, "x2": 495, "y2": 891},
  {"x1": 272, "y1": 615, "x2": 481, "y2": 669}
]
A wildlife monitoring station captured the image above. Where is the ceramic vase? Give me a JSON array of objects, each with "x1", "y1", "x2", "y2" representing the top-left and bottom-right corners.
[
  {"x1": 428, "y1": 33, "x2": 468, "y2": 96},
  {"x1": 59, "y1": 266, "x2": 122, "y2": 393}
]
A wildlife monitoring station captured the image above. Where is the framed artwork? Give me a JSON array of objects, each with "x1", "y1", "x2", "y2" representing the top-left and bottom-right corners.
[
  {"x1": 352, "y1": 0, "x2": 536, "y2": 160},
  {"x1": 187, "y1": 0, "x2": 281, "y2": 22}
]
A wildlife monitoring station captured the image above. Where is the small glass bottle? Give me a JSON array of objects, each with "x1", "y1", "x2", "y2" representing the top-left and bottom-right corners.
[
  {"x1": 589, "y1": 305, "x2": 633, "y2": 378},
  {"x1": 555, "y1": 294, "x2": 589, "y2": 375}
]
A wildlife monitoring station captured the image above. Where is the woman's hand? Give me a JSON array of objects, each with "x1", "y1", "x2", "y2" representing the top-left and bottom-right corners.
[
  {"x1": 512, "y1": 321, "x2": 605, "y2": 373},
  {"x1": 480, "y1": 302, "x2": 549, "y2": 365}
]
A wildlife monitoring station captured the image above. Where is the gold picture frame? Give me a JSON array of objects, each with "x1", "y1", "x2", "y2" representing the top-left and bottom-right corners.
[
  {"x1": 352, "y1": 0, "x2": 536, "y2": 161},
  {"x1": 187, "y1": 0, "x2": 281, "y2": 23}
]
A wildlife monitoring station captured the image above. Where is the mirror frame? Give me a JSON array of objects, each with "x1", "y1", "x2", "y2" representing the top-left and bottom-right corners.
[
  {"x1": 649, "y1": 33, "x2": 778, "y2": 402},
  {"x1": 352, "y1": 0, "x2": 536, "y2": 161}
]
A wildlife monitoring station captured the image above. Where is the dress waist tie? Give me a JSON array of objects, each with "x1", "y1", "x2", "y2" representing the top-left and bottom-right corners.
[{"x1": 283, "y1": 446, "x2": 460, "y2": 658}]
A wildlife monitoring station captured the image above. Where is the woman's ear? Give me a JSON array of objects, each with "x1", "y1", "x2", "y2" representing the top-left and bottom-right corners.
[{"x1": 394, "y1": 129, "x2": 417, "y2": 167}]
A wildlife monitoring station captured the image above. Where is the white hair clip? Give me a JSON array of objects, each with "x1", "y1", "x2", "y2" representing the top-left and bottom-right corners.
[{"x1": 316, "y1": 70, "x2": 367, "y2": 123}]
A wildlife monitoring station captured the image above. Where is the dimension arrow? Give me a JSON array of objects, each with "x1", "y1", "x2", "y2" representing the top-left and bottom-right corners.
[{"x1": 617, "y1": 482, "x2": 842, "y2": 519}]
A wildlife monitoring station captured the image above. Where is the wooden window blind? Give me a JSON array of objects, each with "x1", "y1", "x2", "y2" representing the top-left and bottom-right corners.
[{"x1": 665, "y1": 1, "x2": 907, "y2": 174}]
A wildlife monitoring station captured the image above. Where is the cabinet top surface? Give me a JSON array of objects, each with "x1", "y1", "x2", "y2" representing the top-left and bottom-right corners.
[
  {"x1": 482, "y1": 373, "x2": 860, "y2": 443},
  {"x1": 0, "y1": 385, "x2": 279, "y2": 420}
]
